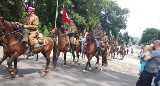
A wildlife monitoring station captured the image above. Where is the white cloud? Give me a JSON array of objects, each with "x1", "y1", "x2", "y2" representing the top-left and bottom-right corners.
[{"x1": 117, "y1": 0, "x2": 160, "y2": 37}]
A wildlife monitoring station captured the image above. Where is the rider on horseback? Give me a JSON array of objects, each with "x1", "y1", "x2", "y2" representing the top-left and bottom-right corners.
[
  {"x1": 93, "y1": 23, "x2": 103, "y2": 55},
  {"x1": 64, "y1": 20, "x2": 77, "y2": 51},
  {"x1": 22, "y1": 7, "x2": 39, "y2": 56},
  {"x1": 101, "y1": 32, "x2": 109, "y2": 47}
]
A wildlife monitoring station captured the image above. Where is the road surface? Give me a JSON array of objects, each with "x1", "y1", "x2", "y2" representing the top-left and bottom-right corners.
[{"x1": 0, "y1": 46, "x2": 140, "y2": 86}]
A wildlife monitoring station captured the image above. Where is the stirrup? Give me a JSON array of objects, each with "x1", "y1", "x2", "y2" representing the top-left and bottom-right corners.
[{"x1": 27, "y1": 52, "x2": 34, "y2": 56}]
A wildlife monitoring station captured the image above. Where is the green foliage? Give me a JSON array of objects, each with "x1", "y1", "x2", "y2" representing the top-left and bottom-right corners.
[
  {"x1": 117, "y1": 32, "x2": 123, "y2": 45},
  {"x1": 0, "y1": 0, "x2": 129, "y2": 37},
  {"x1": 100, "y1": 1, "x2": 129, "y2": 38},
  {"x1": 43, "y1": 26, "x2": 49, "y2": 37},
  {"x1": 0, "y1": 0, "x2": 25, "y2": 22},
  {"x1": 122, "y1": 32, "x2": 130, "y2": 45},
  {"x1": 140, "y1": 28, "x2": 159, "y2": 44},
  {"x1": 130, "y1": 37, "x2": 140, "y2": 45}
]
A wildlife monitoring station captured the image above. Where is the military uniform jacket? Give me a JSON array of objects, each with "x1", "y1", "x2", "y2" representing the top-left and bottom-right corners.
[
  {"x1": 93, "y1": 28, "x2": 103, "y2": 40},
  {"x1": 68, "y1": 24, "x2": 77, "y2": 33},
  {"x1": 102, "y1": 35, "x2": 108, "y2": 43},
  {"x1": 25, "y1": 14, "x2": 39, "y2": 34}
]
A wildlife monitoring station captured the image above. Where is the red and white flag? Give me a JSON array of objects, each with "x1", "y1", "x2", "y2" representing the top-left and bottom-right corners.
[{"x1": 62, "y1": 7, "x2": 71, "y2": 24}]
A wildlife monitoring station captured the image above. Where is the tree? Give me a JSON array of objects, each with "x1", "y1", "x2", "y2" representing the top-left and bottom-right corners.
[
  {"x1": 140, "y1": 28, "x2": 159, "y2": 44},
  {"x1": 0, "y1": 0, "x2": 129, "y2": 37},
  {"x1": 122, "y1": 32, "x2": 130, "y2": 45},
  {"x1": 100, "y1": 1, "x2": 129, "y2": 38},
  {"x1": 0, "y1": 0, "x2": 24, "y2": 22},
  {"x1": 117, "y1": 32, "x2": 123, "y2": 45}
]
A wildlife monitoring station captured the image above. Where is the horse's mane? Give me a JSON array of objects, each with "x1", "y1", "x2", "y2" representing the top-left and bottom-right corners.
[
  {"x1": 6, "y1": 21, "x2": 23, "y2": 41},
  {"x1": 89, "y1": 31, "x2": 95, "y2": 41},
  {"x1": 59, "y1": 26, "x2": 65, "y2": 33}
]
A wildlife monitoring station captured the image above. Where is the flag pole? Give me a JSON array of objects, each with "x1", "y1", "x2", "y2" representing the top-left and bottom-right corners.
[{"x1": 55, "y1": 0, "x2": 58, "y2": 27}]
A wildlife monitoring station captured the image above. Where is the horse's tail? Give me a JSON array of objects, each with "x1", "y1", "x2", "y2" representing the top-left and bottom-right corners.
[
  {"x1": 79, "y1": 40, "x2": 82, "y2": 54},
  {"x1": 52, "y1": 40, "x2": 57, "y2": 67}
]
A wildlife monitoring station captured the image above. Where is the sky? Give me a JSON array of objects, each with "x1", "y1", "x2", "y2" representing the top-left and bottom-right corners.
[{"x1": 116, "y1": 0, "x2": 160, "y2": 38}]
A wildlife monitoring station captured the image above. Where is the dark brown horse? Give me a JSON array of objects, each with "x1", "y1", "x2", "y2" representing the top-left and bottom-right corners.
[
  {"x1": 0, "y1": 20, "x2": 12, "y2": 65},
  {"x1": 83, "y1": 31, "x2": 106, "y2": 72},
  {"x1": 0, "y1": 32, "x2": 13, "y2": 65},
  {"x1": 50, "y1": 27, "x2": 81, "y2": 66},
  {"x1": 108, "y1": 38, "x2": 118, "y2": 60},
  {"x1": 0, "y1": 20, "x2": 56, "y2": 77},
  {"x1": 71, "y1": 38, "x2": 81, "y2": 65},
  {"x1": 119, "y1": 45, "x2": 126, "y2": 60}
]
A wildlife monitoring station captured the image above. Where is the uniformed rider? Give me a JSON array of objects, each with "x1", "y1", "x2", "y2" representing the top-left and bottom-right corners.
[
  {"x1": 22, "y1": 7, "x2": 39, "y2": 56},
  {"x1": 93, "y1": 23, "x2": 103, "y2": 55}
]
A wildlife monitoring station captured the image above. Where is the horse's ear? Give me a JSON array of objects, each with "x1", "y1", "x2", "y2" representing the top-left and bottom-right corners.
[{"x1": 2, "y1": 16, "x2": 5, "y2": 22}]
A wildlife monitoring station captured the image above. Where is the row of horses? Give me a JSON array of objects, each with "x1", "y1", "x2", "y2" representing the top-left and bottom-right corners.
[{"x1": 0, "y1": 19, "x2": 126, "y2": 78}]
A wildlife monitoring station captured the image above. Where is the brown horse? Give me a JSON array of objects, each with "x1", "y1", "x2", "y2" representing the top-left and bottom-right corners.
[
  {"x1": 0, "y1": 21, "x2": 12, "y2": 65},
  {"x1": 71, "y1": 39, "x2": 81, "y2": 65},
  {"x1": 0, "y1": 20, "x2": 56, "y2": 77},
  {"x1": 119, "y1": 45, "x2": 126, "y2": 60},
  {"x1": 108, "y1": 42, "x2": 116, "y2": 60},
  {"x1": 83, "y1": 31, "x2": 106, "y2": 72},
  {"x1": 108, "y1": 38, "x2": 118, "y2": 60},
  {"x1": 50, "y1": 27, "x2": 81, "y2": 66}
]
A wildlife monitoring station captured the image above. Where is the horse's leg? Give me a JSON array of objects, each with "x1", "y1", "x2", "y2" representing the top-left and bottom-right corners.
[
  {"x1": 7, "y1": 52, "x2": 20, "y2": 78},
  {"x1": 88, "y1": 54, "x2": 93, "y2": 71},
  {"x1": 83, "y1": 61, "x2": 88, "y2": 72},
  {"x1": 83, "y1": 54, "x2": 90, "y2": 72},
  {"x1": 76, "y1": 51, "x2": 80, "y2": 65},
  {"x1": 88, "y1": 59, "x2": 92, "y2": 71},
  {"x1": 35, "y1": 54, "x2": 38, "y2": 61},
  {"x1": 43, "y1": 51, "x2": 51, "y2": 74},
  {"x1": 71, "y1": 50, "x2": 75, "y2": 65},
  {"x1": 13, "y1": 58, "x2": 18, "y2": 74},
  {"x1": 52, "y1": 47, "x2": 57, "y2": 68},
  {"x1": 0, "y1": 53, "x2": 8, "y2": 65},
  {"x1": 64, "y1": 52, "x2": 67, "y2": 66},
  {"x1": 95, "y1": 55, "x2": 99, "y2": 69}
]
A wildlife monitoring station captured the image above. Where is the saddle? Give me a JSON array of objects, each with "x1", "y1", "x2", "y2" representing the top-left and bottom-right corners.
[{"x1": 34, "y1": 33, "x2": 45, "y2": 48}]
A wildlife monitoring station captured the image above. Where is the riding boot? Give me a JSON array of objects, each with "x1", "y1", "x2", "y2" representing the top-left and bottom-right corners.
[
  {"x1": 22, "y1": 29, "x2": 29, "y2": 47},
  {"x1": 28, "y1": 45, "x2": 34, "y2": 56},
  {"x1": 25, "y1": 45, "x2": 30, "y2": 55},
  {"x1": 98, "y1": 47, "x2": 102, "y2": 55},
  {"x1": 70, "y1": 44, "x2": 72, "y2": 53}
]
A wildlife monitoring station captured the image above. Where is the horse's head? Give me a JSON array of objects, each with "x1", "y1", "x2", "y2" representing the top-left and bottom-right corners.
[
  {"x1": 86, "y1": 32, "x2": 91, "y2": 41},
  {"x1": 0, "y1": 16, "x2": 5, "y2": 32},
  {"x1": 1, "y1": 21, "x2": 14, "y2": 33},
  {"x1": 50, "y1": 27, "x2": 59, "y2": 35}
]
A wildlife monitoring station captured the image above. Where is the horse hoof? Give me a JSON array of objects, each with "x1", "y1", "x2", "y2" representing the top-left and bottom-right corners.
[
  {"x1": 89, "y1": 67, "x2": 92, "y2": 71},
  {"x1": 63, "y1": 65, "x2": 66, "y2": 67},
  {"x1": 78, "y1": 63, "x2": 80, "y2": 65},
  {"x1": 10, "y1": 72, "x2": 15, "y2": 78},
  {"x1": 71, "y1": 62, "x2": 75, "y2": 66},
  {"x1": 14, "y1": 69, "x2": 18, "y2": 74},
  {"x1": 53, "y1": 65, "x2": 57, "y2": 68},
  {"x1": 101, "y1": 67, "x2": 103, "y2": 71},
  {"x1": 83, "y1": 70, "x2": 86, "y2": 73},
  {"x1": 95, "y1": 64, "x2": 99, "y2": 68}
]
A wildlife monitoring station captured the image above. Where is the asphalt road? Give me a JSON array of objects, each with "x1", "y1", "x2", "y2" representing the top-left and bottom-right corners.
[{"x1": 0, "y1": 46, "x2": 140, "y2": 86}]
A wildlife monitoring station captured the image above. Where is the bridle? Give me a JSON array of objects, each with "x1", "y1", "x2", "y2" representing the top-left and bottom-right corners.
[{"x1": 0, "y1": 21, "x2": 23, "y2": 47}]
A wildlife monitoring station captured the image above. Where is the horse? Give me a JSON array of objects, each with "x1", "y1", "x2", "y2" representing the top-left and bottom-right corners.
[
  {"x1": 108, "y1": 41, "x2": 116, "y2": 60},
  {"x1": 118, "y1": 45, "x2": 126, "y2": 60},
  {"x1": 108, "y1": 38, "x2": 119, "y2": 60},
  {"x1": 0, "y1": 20, "x2": 56, "y2": 77},
  {"x1": 0, "y1": 21, "x2": 12, "y2": 65},
  {"x1": 83, "y1": 31, "x2": 107, "y2": 72},
  {"x1": 101, "y1": 38, "x2": 108, "y2": 67},
  {"x1": 50, "y1": 27, "x2": 81, "y2": 66},
  {"x1": 0, "y1": 23, "x2": 39, "y2": 63},
  {"x1": 71, "y1": 39, "x2": 81, "y2": 65}
]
